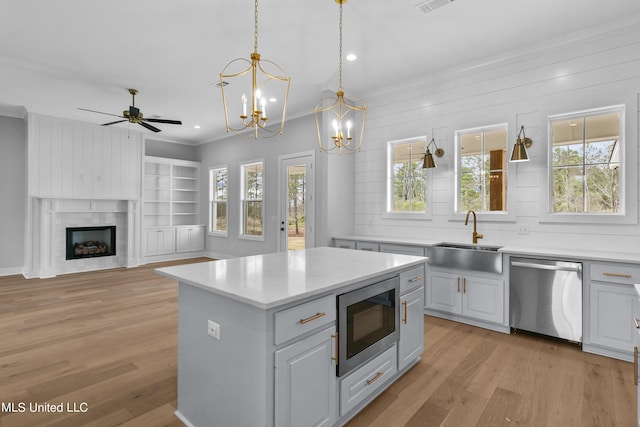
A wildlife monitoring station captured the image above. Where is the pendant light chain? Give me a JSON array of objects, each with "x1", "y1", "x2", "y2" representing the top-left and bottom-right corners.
[
  {"x1": 338, "y1": 2, "x2": 343, "y2": 92},
  {"x1": 254, "y1": 0, "x2": 259, "y2": 53}
]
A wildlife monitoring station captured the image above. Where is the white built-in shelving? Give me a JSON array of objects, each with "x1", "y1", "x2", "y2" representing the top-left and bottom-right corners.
[{"x1": 143, "y1": 156, "x2": 203, "y2": 257}]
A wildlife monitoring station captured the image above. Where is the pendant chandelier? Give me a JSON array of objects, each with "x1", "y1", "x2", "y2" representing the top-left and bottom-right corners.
[
  {"x1": 314, "y1": 0, "x2": 367, "y2": 154},
  {"x1": 219, "y1": 0, "x2": 291, "y2": 139}
]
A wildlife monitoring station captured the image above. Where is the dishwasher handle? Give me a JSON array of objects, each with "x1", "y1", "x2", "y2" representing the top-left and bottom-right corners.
[{"x1": 511, "y1": 260, "x2": 581, "y2": 273}]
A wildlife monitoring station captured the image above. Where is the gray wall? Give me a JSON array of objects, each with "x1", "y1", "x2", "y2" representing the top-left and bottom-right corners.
[
  {"x1": 198, "y1": 114, "x2": 354, "y2": 258},
  {"x1": 0, "y1": 115, "x2": 26, "y2": 273},
  {"x1": 146, "y1": 138, "x2": 199, "y2": 161}
]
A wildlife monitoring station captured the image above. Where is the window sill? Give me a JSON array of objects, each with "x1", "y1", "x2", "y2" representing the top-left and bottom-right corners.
[
  {"x1": 208, "y1": 231, "x2": 228, "y2": 238},
  {"x1": 539, "y1": 212, "x2": 637, "y2": 225},
  {"x1": 383, "y1": 211, "x2": 432, "y2": 221},
  {"x1": 449, "y1": 210, "x2": 516, "y2": 223},
  {"x1": 239, "y1": 234, "x2": 265, "y2": 242}
]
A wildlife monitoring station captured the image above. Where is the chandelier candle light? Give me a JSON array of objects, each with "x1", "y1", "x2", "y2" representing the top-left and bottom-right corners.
[
  {"x1": 314, "y1": 0, "x2": 367, "y2": 154},
  {"x1": 219, "y1": 0, "x2": 291, "y2": 139}
]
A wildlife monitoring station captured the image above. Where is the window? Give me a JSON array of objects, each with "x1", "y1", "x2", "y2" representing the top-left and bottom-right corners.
[
  {"x1": 386, "y1": 136, "x2": 427, "y2": 217},
  {"x1": 209, "y1": 166, "x2": 228, "y2": 235},
  {"x1": 455, "y1": 124, "x2": 508, "y2": 213},
  {"x1": 241, "y1": 161, "x2": 264, "y2": 238},
  {"x1": 550, "y1": 106, "x2": 623, "y2": 214}
]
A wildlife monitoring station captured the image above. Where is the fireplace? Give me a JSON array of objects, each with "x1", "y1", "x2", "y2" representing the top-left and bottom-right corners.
[{"x1": 66, "y1": 226, "x2": 116, "y2": 260}]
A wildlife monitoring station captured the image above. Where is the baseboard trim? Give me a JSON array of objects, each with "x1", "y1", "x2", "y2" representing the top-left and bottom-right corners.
[{"x1": 0, "y1": 266, "x2": 23, "y2": 277}]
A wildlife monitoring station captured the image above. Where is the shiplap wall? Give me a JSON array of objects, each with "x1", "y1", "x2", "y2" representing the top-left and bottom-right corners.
[{"x1": 354, "y1": 20, "x2": 640, "y2": 253}]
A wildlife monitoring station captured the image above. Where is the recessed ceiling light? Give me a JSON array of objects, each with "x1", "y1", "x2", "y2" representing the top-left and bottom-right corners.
[
  {"x1": 269, "y1": 97, "x2": 277, "y2": 103},
  {"x1": 346, "y1": 53, "x2": 357, "y2": 61},
  {"x1": 194, "y1": 125, "x2": 201, "y2": 129}
]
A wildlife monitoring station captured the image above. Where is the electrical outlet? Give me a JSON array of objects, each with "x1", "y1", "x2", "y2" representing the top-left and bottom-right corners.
[
  {"x1": 517, "y1": 223, "x2": 530, "y2": 235},
  {"x1": 208, "y1": 320, "x2": 221, "y2": 340}
]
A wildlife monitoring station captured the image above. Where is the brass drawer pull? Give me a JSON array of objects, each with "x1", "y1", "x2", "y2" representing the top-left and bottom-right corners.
[
  {"x1": 634, "y1": 317, "x2": 639, "y2": 329},
  {"x1": 463, "y1": 277, "x2": 467, "y2": 293},
  {"x1": 402, "y1": 300, "x2": 408, "y2": 324},
  {"x1": 299, "y1": 312, "x2": 326, "y2": 324},
  {"x1": 635, "y1": 346, "x2": 638, "y2": 386},
  {"x1": 457, "y1": 277, "x2": 460, "y2": 293},
  {"x1": 603, "y1": 272, "x2": 632, "y2": 279},
  {"x1": 366, "y1": 371, "x2": 384, "y2": 385},
  {"x1": 409, "y1": 276, "x2": 423, "y2": 283},
  {"x1": 332, "y1": 332, "x2": 338, "y2": 364}
]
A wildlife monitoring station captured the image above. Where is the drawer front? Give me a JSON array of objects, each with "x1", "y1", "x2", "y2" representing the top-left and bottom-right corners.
[
  {"x1": 379, "y1": 243, "x2": 425, "y2": 256},
  {"x1": 591, "y1": 263, "x2": 640, "y2": 285},
  {"x1": 275, "y1": 294, "x2": 336, "y2": 345},
  {"x1": 340, "y1": 344, "x2": 397, "y2": 416},
  {"x1": 334, "y1": 239, "x2": 356, "y2": 250},
  {"x1": 399, "y1": 265, "x2": 425, "y2": 294},
  {"x1": 355, "y1": 241, "x2": 379, "y2": 252}
]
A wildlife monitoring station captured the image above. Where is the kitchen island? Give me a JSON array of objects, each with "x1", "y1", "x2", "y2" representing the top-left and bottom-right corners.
[{"x1": 156, "y1": 247, "x2": 426, "y2": 427}]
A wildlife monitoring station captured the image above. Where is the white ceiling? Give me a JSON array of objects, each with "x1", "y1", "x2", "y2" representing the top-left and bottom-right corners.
[{"x1": 1, "y1": 0, "x2": 639, "y2": 145}]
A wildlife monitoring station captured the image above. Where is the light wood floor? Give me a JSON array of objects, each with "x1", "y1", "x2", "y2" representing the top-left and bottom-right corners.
[{"x1": 0, "y1": 261, "x2": 636, "y2": 427}]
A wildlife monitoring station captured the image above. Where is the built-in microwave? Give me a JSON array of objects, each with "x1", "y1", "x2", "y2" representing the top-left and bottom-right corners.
[{"x1": 336, "y1": 276, "x2": 399, "y2": 377}]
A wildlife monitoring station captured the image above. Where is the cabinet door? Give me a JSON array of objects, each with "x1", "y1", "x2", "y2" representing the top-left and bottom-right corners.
[
  {"x1": 189, "y1": 226, "x2": 205, "y2": 251},
  {"x1": 275, "y1": 326, "x2": 337, "y2": 427},
  {"x1": 144, "y1": 229, "x2": 161, "y2": 256},
  {"x1": 399, "y1": 286, "x2": 425, "y2": 371},
  {"x1": 176, "y1": 227, "x2": 191, "y2": 253},
  {"x1": 426, "y1": 271, "x2": 461, "y2": 314},
  {"x1": 589, "y1": 281, "x2": 639, "y2": 352},
  {"x1": 462, "y1": 275, "x2": 504, "y2": 324},
  {"x1": 160, "y1": 228, "x2": 176, "y2": 254}
]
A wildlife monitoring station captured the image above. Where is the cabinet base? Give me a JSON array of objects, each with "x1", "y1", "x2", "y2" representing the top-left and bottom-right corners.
[{"x1": 425, "y1": 309, "x2": 510, "y2": 334}]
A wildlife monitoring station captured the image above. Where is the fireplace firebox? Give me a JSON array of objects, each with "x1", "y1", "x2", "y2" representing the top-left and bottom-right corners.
[{"x1": 66, "y1": 226, "x2": 116, "y2": 260}]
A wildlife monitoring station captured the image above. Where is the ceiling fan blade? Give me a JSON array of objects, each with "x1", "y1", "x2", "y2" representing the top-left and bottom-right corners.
[
  {"x1": 102, "y1": 120, "x2": 127, "y2": 126},
  {"x1": 78, "y1": 108, "x2": 124, "y2": 119},
  {"x1": 139, "y1": 121, "x2": 161, "y2": 133},
  {"x1": 145, "y1": 118, "x2": 182, "y2": 125}
]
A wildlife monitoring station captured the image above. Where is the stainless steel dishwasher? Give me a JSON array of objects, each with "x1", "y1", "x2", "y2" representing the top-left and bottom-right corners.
[{"x1": 509, "y1": 257, "x2": 583, "y2": 343}]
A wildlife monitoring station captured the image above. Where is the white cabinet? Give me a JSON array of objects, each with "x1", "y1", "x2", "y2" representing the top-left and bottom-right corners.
[
  {"x1": 28, "y1": 113, "x2": 142, "y2": 200},
  {"x1": 143, "y1": 156, "x2": 202, "y2": 258},
  {"x1": 355, "y1": 241, "x2": 379, "y2": 252},
  {"x1": 176, "y1": 226, "x2": 205, "y2": 253},
  {"x1": 275, "y1": 326, "x2": 337, "y2": 427},
  {"x1": 144, "y1": 227, "x2": 176, "y2": 256},
  {"x1": 426, "y1": 269, "x2": 504, "y2": 325},
  {"x1": 587, "y1": 263, "x2": 640, "y2": 357}
]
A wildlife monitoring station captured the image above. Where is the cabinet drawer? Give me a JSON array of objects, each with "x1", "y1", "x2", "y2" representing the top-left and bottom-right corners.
[
  {"x1": 340, "y1": 344, "x2": 397, "y2": 416},
  {"x1": 355, "y1": 241, "x2": 379, "y2": 252},
  {"x1": 399, "y1": 265, "x2": 425, "y2": 294},
  {"x1": 275, "y1": 295, "x2": 336, "y2": 345},
  {"x1": 591, "y1": 263, "x2": 640, "y2": 285},
  {"x1": 379, "y1": 243, "x2": 425, "y2": 256},
  {"x1": 334, "y1": 239, "x2": 356, "y2": 250}
]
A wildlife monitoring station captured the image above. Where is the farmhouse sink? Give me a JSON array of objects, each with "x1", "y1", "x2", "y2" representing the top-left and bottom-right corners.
[{"x1": 428, "y1": 242, "x2": 503, "y2": 274}]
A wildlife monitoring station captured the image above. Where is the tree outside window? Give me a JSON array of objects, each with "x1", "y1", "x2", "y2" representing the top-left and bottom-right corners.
[
  {"x1": 456, "y1": 125, "x2": 508, "y2": 213},
  {"x1": 550, "y1": 108, "x2": 622, "y2": 214},
  {"x1": 241, "y1": 161, "x2": 264, "y2": 237},
  {"x1": 209, "y1": 167, "x2": 227, "y2": 234},
  {"x1": 387, "y1": 137, "x2": 427, "y2": 214}
]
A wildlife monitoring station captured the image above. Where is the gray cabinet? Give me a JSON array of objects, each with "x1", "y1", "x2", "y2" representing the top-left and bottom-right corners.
[
  {"x1": 587, "y1": 263, "x2": 640, "y2": 359},
  {"x1": 426, "y1": 268, "x2": 504, "y2": 325},
  {"x1": 275, "y1": 326, "x2": 337, "y2": 427},
  {"x1": 399, "y1": 286, "x2": 424, "y2": 371}
]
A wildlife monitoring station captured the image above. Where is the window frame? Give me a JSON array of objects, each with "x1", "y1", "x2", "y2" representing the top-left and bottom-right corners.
[
  {"x1": 239, "y1": 159, "x2": 265, "y2": 240},
  {"x1": 452, "y1": 123, "x2": 516, "y2": 222},
  {"x1": 384, "y1": 136, "x2": 432, "y2": 220},
  {"x1": 542, "y1": 104, "x2": 632, "y2": 224},
  {"x1": 208, "y1": 165, "x2": 228, "y2": 237}
]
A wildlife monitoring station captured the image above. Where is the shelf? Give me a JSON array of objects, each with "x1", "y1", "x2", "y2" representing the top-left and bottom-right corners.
[{"x1": 144, "y1": 156, "x2": 200, "y2": 228}]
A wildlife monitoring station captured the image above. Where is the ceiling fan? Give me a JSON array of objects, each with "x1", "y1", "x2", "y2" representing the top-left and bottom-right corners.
[{"x1": 79, "y1": 88, "x2": 182, "y2": 133}]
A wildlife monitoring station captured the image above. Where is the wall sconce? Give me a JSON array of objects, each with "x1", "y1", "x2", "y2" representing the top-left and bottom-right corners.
[
  {"x1": 422, "y1": 137, "x2": 445, "y2": 169},
  {"x1": 510, "y1": 126, "x2": 532, "y2": 162}
]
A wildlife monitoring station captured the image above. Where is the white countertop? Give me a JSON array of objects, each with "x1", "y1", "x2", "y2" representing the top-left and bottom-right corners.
[
  {"x1": 334, "y1": 235, "x2": 640, "y2": 264},
  {"x1": 155, "y1": 246, "x2": 426, "y2": 310}
]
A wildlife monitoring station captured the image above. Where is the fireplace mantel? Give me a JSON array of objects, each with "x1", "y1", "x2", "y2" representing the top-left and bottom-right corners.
[{"x1": 24, "y1": 198, "x2": 141, "y2": 278}]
